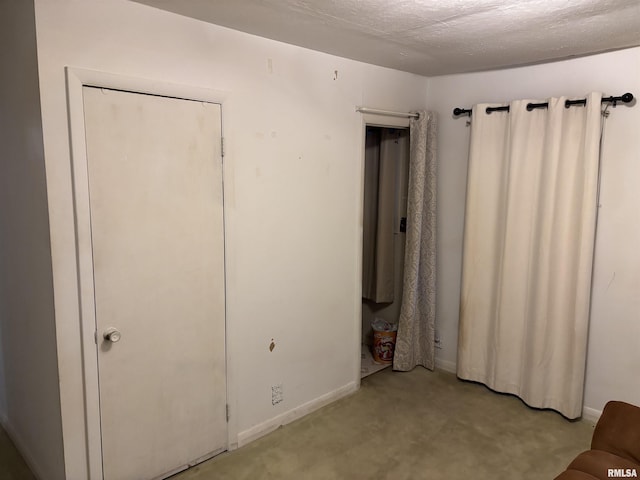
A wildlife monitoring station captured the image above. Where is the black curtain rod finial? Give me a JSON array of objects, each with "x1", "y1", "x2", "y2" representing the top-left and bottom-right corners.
[
  {"x1": 453, "y1": 107, "x2": 472, "y2": 117},
  {"x1": 603, "y1": 92, "x2": 634, "y2": 107}
]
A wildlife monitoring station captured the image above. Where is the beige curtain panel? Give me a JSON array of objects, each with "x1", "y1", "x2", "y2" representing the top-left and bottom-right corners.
[
  {"x1": 457, "y1": 93, "x2": 603, "y2": 419},
  {"x1": 393, "y1": 111, "x2": 437, "y2": 372}
]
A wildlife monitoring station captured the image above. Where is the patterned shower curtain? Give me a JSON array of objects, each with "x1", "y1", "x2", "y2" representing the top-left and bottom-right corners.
[{"x1": 393, "y1": 111, "x2": 437, "y2": 371}]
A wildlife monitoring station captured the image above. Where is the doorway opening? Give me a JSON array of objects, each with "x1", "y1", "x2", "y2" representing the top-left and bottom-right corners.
[{"x1": 361, "y1": 125, "x2": 410, "y2": 378}]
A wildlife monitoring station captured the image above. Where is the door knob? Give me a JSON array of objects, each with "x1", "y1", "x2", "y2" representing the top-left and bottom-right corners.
[{"x1": 103, "y1": 327, "x2": 122, "y2": 343}]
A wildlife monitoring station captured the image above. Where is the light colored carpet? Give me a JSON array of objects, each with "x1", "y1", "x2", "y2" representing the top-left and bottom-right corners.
[
  {"x1": 0, "y1": 368, "x2": 593, "y2": 479},
  {"x1": 174, "y1": 368, "x2": 593, "y2": 480}
]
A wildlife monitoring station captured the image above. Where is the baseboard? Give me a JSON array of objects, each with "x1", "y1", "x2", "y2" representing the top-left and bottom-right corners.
[
  {"x1": 435, "y1": 357, "x2": 457, "y2": 374},
  {"x1": 582, "y1": 406, "x2": 602, "y2": 424},
  {"x1": 0, "y1": 415, "x2": 45, "y2": 480},
  {"x1": 237, "y1": 381, "x2": 358, "y2": 448}
]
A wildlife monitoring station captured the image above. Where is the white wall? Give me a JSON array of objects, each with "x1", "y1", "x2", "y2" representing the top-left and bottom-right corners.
[
  {"x1": 33, "y1": 0, "x2": 428, "y2": 476},
  {"x1": 429, "y1": 47, "x2": 640, "y2": 417},
  {"x1": 0, "y1": 1, "x2": 65, "y2": 479}
]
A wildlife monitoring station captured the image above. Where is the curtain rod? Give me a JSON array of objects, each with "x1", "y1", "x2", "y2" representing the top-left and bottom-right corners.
[
  {"x1": 452, "y1": 93, "x2": 634, "y2": 117},
  {"x1": 356, "y1": 106, "x2": 419, "y2": 119}
]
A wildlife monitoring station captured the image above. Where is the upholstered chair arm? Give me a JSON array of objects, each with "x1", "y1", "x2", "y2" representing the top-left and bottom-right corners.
[{"x1": 591, "y1": 401, "x2": 640, "y2": 465}]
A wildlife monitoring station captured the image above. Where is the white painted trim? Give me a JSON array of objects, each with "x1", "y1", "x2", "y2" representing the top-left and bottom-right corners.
[
  {"x1": 237, "y1": 381, "x2": 358, "y2": 447},
  {"x1": 582, "y1": 406, "x2": 602, "y2": 425},
  {"x1": 0, "y1": 416, "x2": 46, "y2": 480},
  {"x1": 65, "y1": 67, "x2": 231, "y2": 105},
  {"x1": 354, "y1": 117, "x2": 366, "y2": 390},
  {"x1": 435, "y1": 357, "x2": 457, "y2": 374},
  {"x1": 65, "y1": 67, "x2": 103, "y2": 480},
  {"x1": 64, "y1": 66, "x2": 236, "y2": 479}
]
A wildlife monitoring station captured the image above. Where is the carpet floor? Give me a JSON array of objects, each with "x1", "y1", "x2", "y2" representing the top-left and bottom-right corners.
[
  {"x1": 0, "y1": 368, "x2": 594, "y2": 479},
  {"x1": 174, "y1": 368, "x2": 593, "y2": 480}
]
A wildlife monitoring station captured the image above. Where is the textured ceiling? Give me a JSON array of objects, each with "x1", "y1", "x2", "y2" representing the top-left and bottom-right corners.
[{"x1": 134, "y1": 0, "x2": 640, "y2": 76}]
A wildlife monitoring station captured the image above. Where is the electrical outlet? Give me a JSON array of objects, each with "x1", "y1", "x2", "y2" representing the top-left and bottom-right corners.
[
  {"x1": 435, "y1": 331, "x2": 442, "y2": 349},
  {"x1": 272, "y1": 384, "x2": 283, "y2": 405}
]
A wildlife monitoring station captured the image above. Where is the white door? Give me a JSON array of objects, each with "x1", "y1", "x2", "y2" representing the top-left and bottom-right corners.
[{"x1": 82, "y1": 86, "x2": 227, "y2": 480}]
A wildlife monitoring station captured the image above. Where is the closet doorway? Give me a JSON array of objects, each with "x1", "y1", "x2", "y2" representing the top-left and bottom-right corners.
[{"x1": 361, "y1": 125, "x2": 410, "y2": 378}]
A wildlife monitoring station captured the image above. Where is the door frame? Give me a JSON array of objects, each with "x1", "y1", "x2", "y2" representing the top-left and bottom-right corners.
[
  {"x1": 356, "y1": 113, "x2": 410, "y2": 387},
  {"x1": 66, "y1": 67, "x2": 235, "y2": 480}
]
